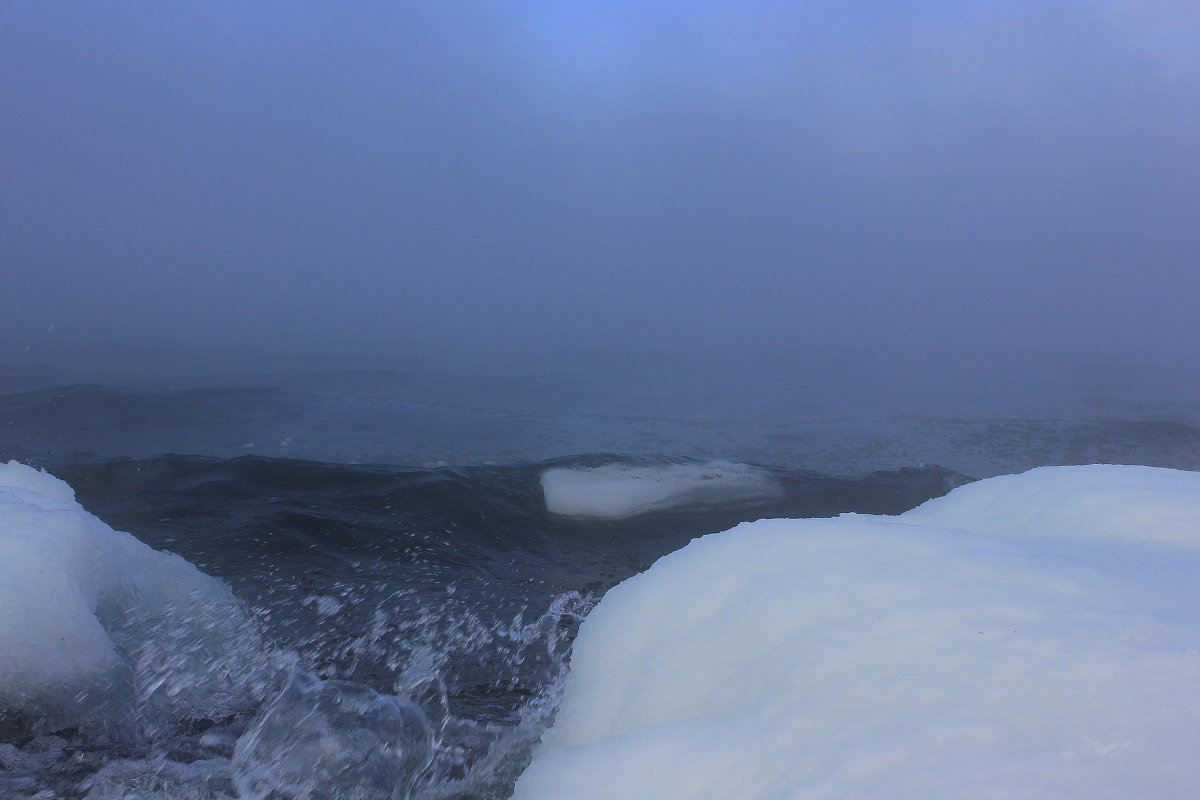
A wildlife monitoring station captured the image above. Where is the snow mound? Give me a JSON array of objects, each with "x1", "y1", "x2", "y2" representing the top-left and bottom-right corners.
[
  {"x1": 0, "y1": 462, "x2": 268, "y2": 739},
  {"x1": 541, "y1": 461, "x2": 780, "y2": 519},
  {"x1": 513, "y1": 465, "x2": 1200, "y2": 799},
  {"x1": 900, "y1": 463, "x2": 1200, "y2": 547}
]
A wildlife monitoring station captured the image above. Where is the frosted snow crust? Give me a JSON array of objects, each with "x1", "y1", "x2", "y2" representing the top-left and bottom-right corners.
[
  {"x1": 514, "y1": 465, "x2": 1200, "y2": 799},
  {"x1": 901, "y1": 463, "x2": 1200, "y2": 546},
  {"x1": 0, "y1": 461, "x2": 266, "y2": 738},
  {"x1": 541, "y1": 461, "x2": 780, "y2": 519}
]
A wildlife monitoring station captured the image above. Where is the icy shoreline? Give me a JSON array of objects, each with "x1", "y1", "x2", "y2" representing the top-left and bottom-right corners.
[
  {"x1": 0, "y1": 462, "x2": 272, "y2": 741},
  {"x1": 4, "y1": 461, "x2": 1198, "y2": 798},
  {"x1": 515, "y1": 465, "x2": 1200, "y2": 799}
]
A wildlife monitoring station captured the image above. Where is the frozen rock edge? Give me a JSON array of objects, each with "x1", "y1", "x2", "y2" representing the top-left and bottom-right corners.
[
  {"x1": 0, "y1": 461, "x2": 268, "y2": 740},
  {"x1": 514, "y1": 464, "x2": 1200, "y2": 799}
]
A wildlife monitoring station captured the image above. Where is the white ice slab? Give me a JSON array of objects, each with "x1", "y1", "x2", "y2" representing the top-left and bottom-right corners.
[{"x1": 541, "y1": 461, "x2": 780, "y2": 519}]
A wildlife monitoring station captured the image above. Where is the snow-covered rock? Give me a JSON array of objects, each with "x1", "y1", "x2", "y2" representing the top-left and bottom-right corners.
[
  {"x1": 0, "y1": 461, "x2": 266, "y2": 738},
  {"x1": 514, "y1": 465, "x2": 1200, "y2": 799}
]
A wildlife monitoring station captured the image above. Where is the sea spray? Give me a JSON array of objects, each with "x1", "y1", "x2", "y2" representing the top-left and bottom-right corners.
[{"x1": 1, "y1": 454, "x2": 959, "y2": 797}]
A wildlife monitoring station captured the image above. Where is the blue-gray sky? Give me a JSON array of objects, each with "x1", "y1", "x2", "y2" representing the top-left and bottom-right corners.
[{"x1": 2, "y1": 0, "x2": 1197, "y2": 372}]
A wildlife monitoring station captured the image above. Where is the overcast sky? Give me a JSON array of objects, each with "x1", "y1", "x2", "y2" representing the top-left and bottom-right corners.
[{"x1": 2, "y1": 0, "x2": 1197, "y2": 373}]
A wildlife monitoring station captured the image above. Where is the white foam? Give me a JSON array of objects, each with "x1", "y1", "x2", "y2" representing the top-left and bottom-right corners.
[
  {"x1": 0, "y1": 461, "x2": 263, "y2": 736},
  {"x1": 513, "y1": 465, "x2": 1200, "y2": 799},
  {"x1": 541, "y1": 461, "x2": 780, "y2": 519}
]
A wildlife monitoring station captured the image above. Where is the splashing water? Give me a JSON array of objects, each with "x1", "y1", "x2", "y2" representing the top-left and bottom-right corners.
[
  {"x1": 2, "y1": 587, "x2": 594, "y2": 800},
  {"x1": 2, "y1": 453, "x2": 960, "y2": 797}
]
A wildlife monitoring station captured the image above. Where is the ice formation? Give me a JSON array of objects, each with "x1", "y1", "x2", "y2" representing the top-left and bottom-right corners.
[
  {"x1": 541, "y1": 461, "x2": 780, "y2": 519},
  {"x1": 514, "y1": 465, "x2": 1200, "y2": 799},
  {"x1": 0, "y1": 461, "x2": 265, "y2": 738}
]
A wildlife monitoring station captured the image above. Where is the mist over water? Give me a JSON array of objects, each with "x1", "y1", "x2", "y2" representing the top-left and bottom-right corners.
[
  {"x1": 2, "y1": 1, "x2": 1198, "y2": 798},
  {"x1": 2, "y1": 0, "x2": 1199, "y2": 375}
]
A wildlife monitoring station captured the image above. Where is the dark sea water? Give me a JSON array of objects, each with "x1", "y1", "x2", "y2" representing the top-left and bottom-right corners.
[{"x1": 2, "y1": 355, "x2": 1198, "y2": 798}]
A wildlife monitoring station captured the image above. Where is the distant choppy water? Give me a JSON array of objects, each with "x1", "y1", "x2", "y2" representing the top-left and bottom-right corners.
[
  {"x1": 2, "y1": 367, "x2": 1198, "y2": 798},
  {"x1": 3, "y1": 367, "x2": 1198, "y2": 477}
]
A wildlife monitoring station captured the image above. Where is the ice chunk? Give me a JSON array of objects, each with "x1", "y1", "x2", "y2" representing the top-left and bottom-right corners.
[
  {"x1": 541, "y1": 461, "x2": 780, "y2": 519},
  {"x1": 232, "y1": 670, "x2": 432, "y2": 800},
  {"x1": 0, "y1": 461, "x2": 264, "y2": 739},
  {"x1": 513, "y1": 465, "x2": 1200, "y2": 799}
]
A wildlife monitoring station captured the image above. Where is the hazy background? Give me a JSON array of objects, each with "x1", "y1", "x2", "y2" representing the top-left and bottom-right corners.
[{"x1": 2, "y1": 1, "x2": 1198, "y2": 423}]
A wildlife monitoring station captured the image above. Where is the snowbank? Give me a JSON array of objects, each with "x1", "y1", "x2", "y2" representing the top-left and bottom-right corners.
[
  {"x1": 0, "y1": 462, "x2": 263, "y2": 738},
  {"x1": 513, "y1": 465, "x2": 1200, "y2": 799},
  {"x1": 901, "y1": 463, "x2": 1200, "y2": 546},
  {"x1": 541, "y1": 461, "x2": 780, "y2": 519}
]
